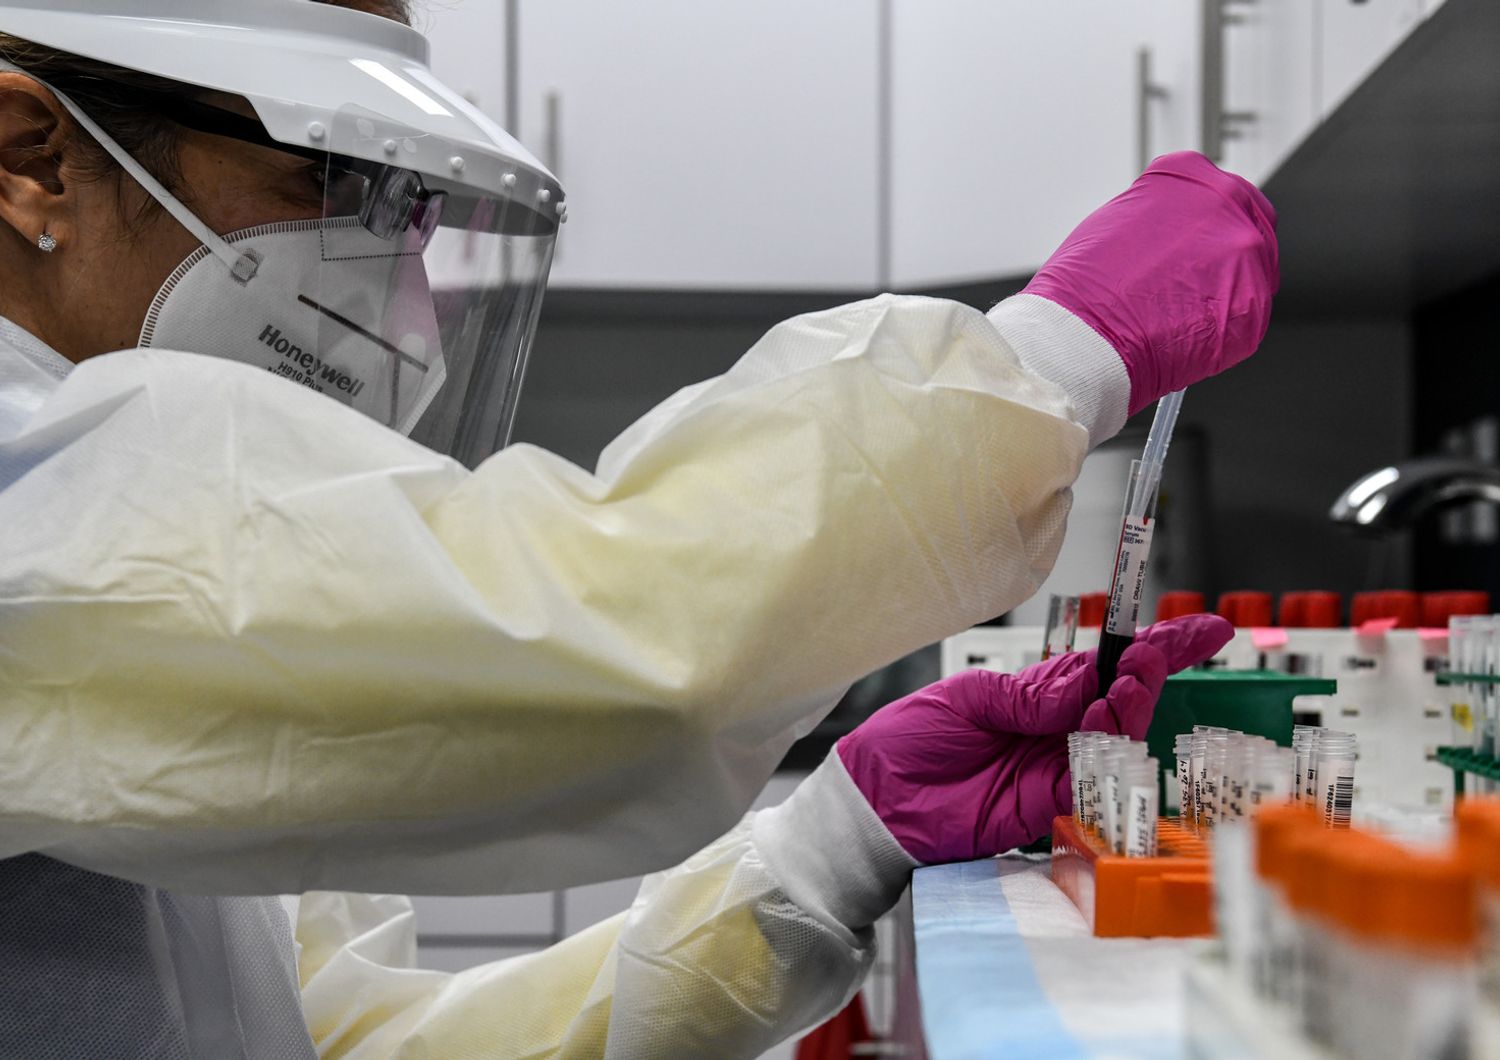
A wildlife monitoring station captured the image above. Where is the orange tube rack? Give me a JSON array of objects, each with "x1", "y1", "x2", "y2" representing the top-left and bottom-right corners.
[{"x1": 1050, "y1": 815, "x2": 1213, "y2": 937}]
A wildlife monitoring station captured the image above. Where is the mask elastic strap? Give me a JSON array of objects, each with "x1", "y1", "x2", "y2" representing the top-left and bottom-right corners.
[{"x1": 0, "y1": 60, "x2": 260, "y2": 283}]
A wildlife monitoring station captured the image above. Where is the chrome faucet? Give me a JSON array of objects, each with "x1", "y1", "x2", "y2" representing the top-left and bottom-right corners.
[{"x1": 1330, "y1": 458, "x2": 1500, "y2": 533}]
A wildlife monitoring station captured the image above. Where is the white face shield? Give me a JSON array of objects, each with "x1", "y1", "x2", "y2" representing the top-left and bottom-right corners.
[
  {"x1": 0, "y1": 0, "x2": 564, "y2": 467},
  {"x1": 120, "y1": 99, "x2": 559, "y2": 465}
]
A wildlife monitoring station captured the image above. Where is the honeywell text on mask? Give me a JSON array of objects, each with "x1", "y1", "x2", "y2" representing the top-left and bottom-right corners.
[{"x1": 260, "y1": 324, "x2": 367, "y2": 398}]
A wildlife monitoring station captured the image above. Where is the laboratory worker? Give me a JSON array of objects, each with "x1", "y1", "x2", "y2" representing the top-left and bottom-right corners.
[{"x1": 0, "y1": 0, "x2": 1274, "y2": 1056}]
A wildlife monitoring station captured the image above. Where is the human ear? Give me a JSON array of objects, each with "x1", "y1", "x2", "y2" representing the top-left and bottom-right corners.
[{"x1": 0, "y1": 73, "x2": 70, "y2": 253}]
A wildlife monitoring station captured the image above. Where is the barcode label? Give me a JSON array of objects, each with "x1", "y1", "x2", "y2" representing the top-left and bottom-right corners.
[{"x1": 1327, "y1": 775, "x2": 1353, "y2": 828}]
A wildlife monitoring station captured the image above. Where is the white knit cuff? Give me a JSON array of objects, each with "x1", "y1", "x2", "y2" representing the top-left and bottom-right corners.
[
  {"x1": 987, "y1": 293, "x2": 1130, "y2": 448},
  {"x1": 752, "y1": 754, "x2": 917, "y2": 933}
]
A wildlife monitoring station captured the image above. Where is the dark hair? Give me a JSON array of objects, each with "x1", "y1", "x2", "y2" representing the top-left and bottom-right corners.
[{"x1": 0, "y1": 0, "x2": 415, "y2": 226}]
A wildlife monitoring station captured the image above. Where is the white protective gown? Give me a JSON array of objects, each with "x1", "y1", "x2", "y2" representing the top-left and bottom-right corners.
[{"x1": 0, "y1": 293, "x2": 1126, "y2": 1057}]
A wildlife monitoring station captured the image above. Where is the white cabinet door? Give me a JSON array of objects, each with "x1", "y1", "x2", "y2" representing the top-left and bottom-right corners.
[
  {"x1": 1319, "y1": 0, "x2": 1424, "y2": 117},
  {"x1": 518, "y1": 2, "x2": 880, "y2": 291},
  {"x1": 423, "y1": 0, "x2": 509, "y2": 119},
  {"x1": 1219, "y1": 0, "x2": 1319, "y2": 183},
  {"x1": 889, "y1": 2, "x2": 1172, "y2": 288}
]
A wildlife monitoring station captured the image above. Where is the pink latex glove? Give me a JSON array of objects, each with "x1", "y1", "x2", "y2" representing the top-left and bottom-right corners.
[
  {"x1": 1023, "y1": 151, "x2": 1279, "y2": 416},
  {"x1": 837, "y1": 613, "x2": 1232, "y2": 864}
]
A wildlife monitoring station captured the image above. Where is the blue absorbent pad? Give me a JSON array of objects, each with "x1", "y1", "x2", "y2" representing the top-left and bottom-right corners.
[{"x1": 912, "y1": 857, "x2": 1195, "y2": 1060}]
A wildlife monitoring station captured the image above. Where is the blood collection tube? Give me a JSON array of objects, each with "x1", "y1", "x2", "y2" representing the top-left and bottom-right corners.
[{"x1": 1096, "y1": 391, "x2": 1184, "y2": 691}]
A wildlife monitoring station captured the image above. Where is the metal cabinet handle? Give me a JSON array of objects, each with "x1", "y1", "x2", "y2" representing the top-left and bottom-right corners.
[
  {"x1": 1136, "y1": 47, "x2": 1169, "y2": 173},
  {"x1": 544, "y1": 90, "x2": 562, "y2": 181},
  {"x1": 504, "y1": 0, "x2": 519, "y2": 134},
  {"x1": 1200, "y1": 0, "x2": 1257, "y2": 162}
]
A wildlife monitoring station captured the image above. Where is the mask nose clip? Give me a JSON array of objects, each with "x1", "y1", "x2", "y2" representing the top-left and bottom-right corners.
[{"x1": 232, "y1": 251, "x2": 262, "y2": 284}]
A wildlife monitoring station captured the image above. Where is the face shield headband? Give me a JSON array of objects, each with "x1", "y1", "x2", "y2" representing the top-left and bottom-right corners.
[
  {"x1": 14, "y1": 65, "x2": 559, "y2": 465},
  {"x1": 147, "y1": 94, "x2": 448, "y2": 245}
]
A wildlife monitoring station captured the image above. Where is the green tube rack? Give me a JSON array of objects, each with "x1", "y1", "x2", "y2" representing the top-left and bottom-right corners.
[
  {"x1": 1435, "y1": 746, "x2": 1500, "y2": 798},
  {"x1": 1434, "y1": 672, "x2": 1500, "y2": 797}
]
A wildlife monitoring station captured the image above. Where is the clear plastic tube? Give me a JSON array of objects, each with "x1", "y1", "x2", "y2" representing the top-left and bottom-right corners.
[
  {"x1": 1070, "y1": 734, "x2": 1163, "y2": 855},
  {"x1": 1139, "y1": 389, "x2": 1185, "y2": 476},
  {"x1": 1262, "y1": 881, "x2": 1300, "y2": 1006},
  {"x1": 1174, "y1": 732, "x2": 1193, "y2": 820},
  {"x1": 1093, "y1": 736, "x2": 1130, "y2": 840},
  {"x1": 1313, "y1": 731, "x2": 1357, "y2": 828},
  {"x1": 1278, "y1": 746, "x2": 1297, "y2": 804},
  {"x1": 1042, "y1": 593, "x2": 1081, "y2": 661},
  {"x1": 1250, "y1": 745, "x2": 1295, "y2": 811},
  {"x1": 1481, "y1": 886, "x2": 1500, "y2": 1005},
  {"x1": 1223, "y1": 736, "x2": 1254, "y2": 822},
  {"x1": 1297, "y1": 911, "x2": 1338, "y2": 1045},
  {"x1": 1459, "y1": 617, "x2": 1486, "y2": 755},
  {"x1": 1292, "y1": 725, "x2": 1316, "y2": 806},
  {"x1": 1203, "y1": 733, "x2": 1231, "y2": 831},
  {"x1": 1067, "y1": 732, "x2": 1088, "y2": 826},
  {"x1": 1096, "y1": 390, "x2": 1185, "y2": 689},
  {"x1": 1450, "y1": 616, "x2": 1478, "y2": 748},
  {"x1": 1338, "y1": 940, "x2": 1477, "y2": 1060},
  {"x1": 1099, "y1": 743, "x2": 1124, "y2": 847},
  {"x1": 1123, "y1": 757, "x2": 1159, "y2": 857},
  {"x1": 1072, "y1": 734, "x2": 1101, "y2": 831},
  {"x1": 1191, "y1": 725, "x2": 1226, "y2": 831},
  {"x1": 1213, "y1": 822, "x2": 1257, "y2": 985},
  {"x1": 1190, "y1": 730, "x2": 1208, "y2": 829},
  {"x1": 1482, "y1": 617, "x2": 1499, "y2": 768},
  {"x1": 1086, "y1": 733, "x2": 1118, "y2": 836},
  {"x1": 1104, "y1": 742, "x2": 1149, "y2": 853}
]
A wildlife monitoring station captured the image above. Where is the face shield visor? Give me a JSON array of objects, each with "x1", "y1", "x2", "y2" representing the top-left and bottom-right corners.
[
  {"x1": 311, "y1": 106, "x2": 559, "y2": 465},
  {"x1": 55, "y1": 85, "x2": 561, "y2": 468}
]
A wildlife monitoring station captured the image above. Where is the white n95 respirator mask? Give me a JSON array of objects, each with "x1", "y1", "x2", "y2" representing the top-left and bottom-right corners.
[{"x1": 140, "y1": 218, "x2": 447, "y2": 436}]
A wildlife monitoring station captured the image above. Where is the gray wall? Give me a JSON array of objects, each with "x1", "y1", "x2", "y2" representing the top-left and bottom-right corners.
[
  {"x1": 512, "y1": 307, "x2": 778, "y2": 469},
  {"x1": 1170, "y1": 311, "x2": 1413, "y2": 597}
]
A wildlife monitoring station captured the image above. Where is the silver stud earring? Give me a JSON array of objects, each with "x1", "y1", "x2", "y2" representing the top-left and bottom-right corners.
[{"x1": 37, "y1": 231, "x2": 57, "y2": 254}]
